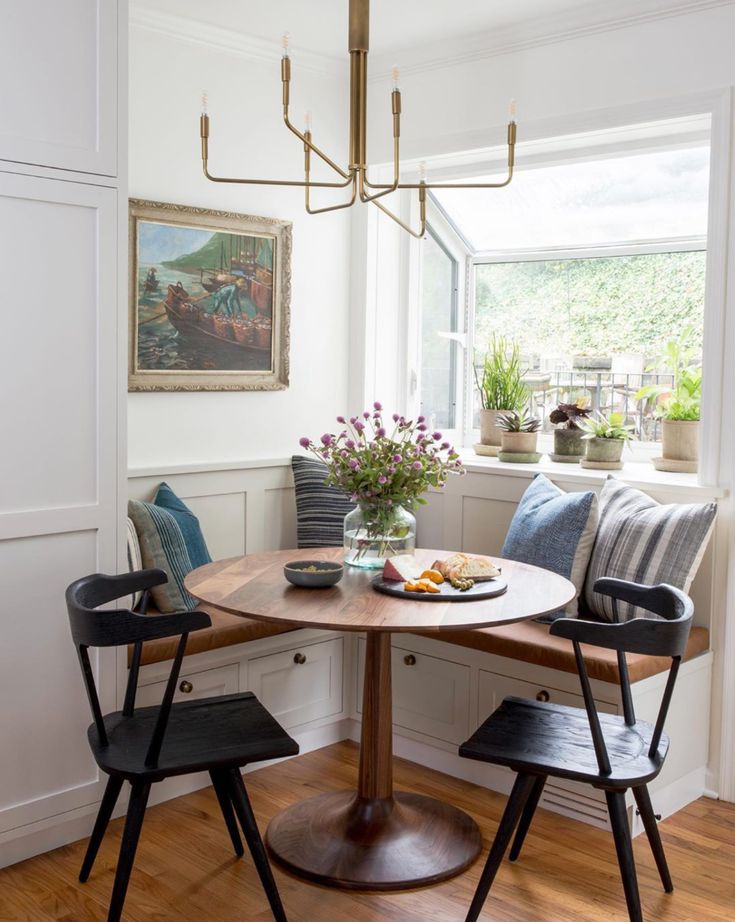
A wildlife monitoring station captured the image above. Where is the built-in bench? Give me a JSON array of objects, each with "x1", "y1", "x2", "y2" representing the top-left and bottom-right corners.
[{"x1": 136, "y1": 602, "x2": 709, "y2": 684}]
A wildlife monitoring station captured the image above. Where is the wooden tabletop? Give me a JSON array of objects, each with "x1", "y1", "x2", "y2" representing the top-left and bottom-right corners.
[{"x1": 185, "y1": 548, "x2": 577, "y2": 633}]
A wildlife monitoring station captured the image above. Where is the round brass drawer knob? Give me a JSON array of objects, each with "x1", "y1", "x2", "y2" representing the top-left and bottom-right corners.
[
  {"x1": 293, "y1": 652, "x2": 307, "y2": 665},
  {"x1": 403, "y1": 654, "x2": 417, "y2": 666},
  {"x1": 179, "y1": 680, "x2": 194, "y2": 694},
  {"x1": 536, "y1": 689, "x2": 550, "y2": 703}
]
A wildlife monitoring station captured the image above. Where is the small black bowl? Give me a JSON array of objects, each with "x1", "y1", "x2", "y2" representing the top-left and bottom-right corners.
[{"x1": 284, "y1": 560, "x2": 344, "y2": 588}]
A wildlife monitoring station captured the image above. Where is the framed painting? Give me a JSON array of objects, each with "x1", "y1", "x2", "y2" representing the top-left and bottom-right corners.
[{"x1": 128, "y1": 199, "x2": 291, "y2": 391}]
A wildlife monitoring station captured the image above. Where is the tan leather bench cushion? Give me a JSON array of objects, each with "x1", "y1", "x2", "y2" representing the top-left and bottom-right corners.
[
  {"x1": 132, "y1": 603, "x2": 298, "y2": 666},
  {"x1": 133, "y1": 604, "x2": 709, "y2": 684},
  {"x1": 421, "y1": 621, "x2": 710, "y2": 684}
]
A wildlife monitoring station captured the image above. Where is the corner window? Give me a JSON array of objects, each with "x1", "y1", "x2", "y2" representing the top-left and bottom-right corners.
[{"x1": 420, "y1": 123, "x2": 710, "y2": 447}]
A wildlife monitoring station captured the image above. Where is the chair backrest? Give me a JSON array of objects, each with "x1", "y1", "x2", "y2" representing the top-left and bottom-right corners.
[
  {"x1": 550, "y1": 577, "x2": 693, "y2": 775},
  {"x1": 66, "y1": 569, "x2": 211, "y2": 767}
]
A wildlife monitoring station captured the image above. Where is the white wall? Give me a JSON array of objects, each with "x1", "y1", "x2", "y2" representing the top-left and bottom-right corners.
[{"x1": 128, "y1": 26, "x2": 352, "y2": 468}]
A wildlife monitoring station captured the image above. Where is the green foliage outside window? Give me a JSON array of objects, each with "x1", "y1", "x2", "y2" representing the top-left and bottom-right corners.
[{"x1": 474, "y1": 251, "x2": 706, "y2": 360}]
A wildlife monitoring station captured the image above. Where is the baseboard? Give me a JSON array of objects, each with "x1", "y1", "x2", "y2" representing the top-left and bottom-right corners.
[{"x1": 0, "y1": 718, "x2": 352, "y2": 870}]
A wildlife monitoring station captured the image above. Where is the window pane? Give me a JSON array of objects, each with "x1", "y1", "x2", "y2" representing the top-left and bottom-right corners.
[
  {"x1": 474, "y1": 251, "x2": 706, "y2": 440},
  {"x1": 434, "y1": 146, "x2": 710, "y2": 251},
  {"x1": 420, "y1": 231, "x2": 457, "y2": 429}
]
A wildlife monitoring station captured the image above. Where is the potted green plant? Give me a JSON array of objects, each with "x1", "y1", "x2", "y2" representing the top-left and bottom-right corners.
[
  {"x1": 496, "y1": 411, "x2": 542, "y2": 462},
  {"x1": 549, "y1": 398, "x2": 591, "y2": 462},
  {"x1": 474, "y1": 336, "x2": 529, "y2": 455},
  {"x1": 635, "y1": 330, "x2": 702, "y2": 473},
  {"x1": 579, "y1": 411, "x2": 634, "y2": 469}
]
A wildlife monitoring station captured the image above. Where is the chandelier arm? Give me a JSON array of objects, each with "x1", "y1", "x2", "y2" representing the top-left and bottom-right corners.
[
  {"x1": 306, "y1": 176, "x2": 359, "y2": 215},
  {"x1": 281, "y1": 52, "x2": 352, "y2": 180},
  {"x1": 370, "y1": 184, "x2": 427, "y2": 239},
  {"x1": 284, "y1": 113, "x2": 353, "y2": 181},
  {"x1": 359, "y1": 138, "x2": 400, "y2": 203},
  {"x1": 202, "y1": 163, "x2": 354, "y2": 190},
  {"x1": 304, "y1": 135, "x2": 359, "y2": 214}
]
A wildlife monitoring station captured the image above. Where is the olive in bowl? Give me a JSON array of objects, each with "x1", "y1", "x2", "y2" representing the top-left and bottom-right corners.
[{"x1": 284, "y1": 560, "x2": 344, "y2": 588}]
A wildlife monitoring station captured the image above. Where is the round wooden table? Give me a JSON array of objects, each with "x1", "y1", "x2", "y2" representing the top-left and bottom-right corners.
[{"x1": 185, "y1": 548, "x2": 575, "y2": 891}]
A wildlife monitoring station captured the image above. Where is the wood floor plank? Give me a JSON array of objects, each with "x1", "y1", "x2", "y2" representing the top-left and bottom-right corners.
[{"x1": 1, "y1": 741, "x2": 732, "y2": 922}]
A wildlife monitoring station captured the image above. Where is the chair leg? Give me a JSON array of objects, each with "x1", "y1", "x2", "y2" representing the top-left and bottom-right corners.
[
  {"x1": 633, "y1": 785, "x2": 673, "y2": 893},
  {"x1": 107, "y1": 782, "x2": 151, "y2": 922},
  {"x1": 509, "y1": 775, "x2": 546, "y2": 862},
  {"x1": 464, "y1": 774, "x2": 537, "y2": 922},
  {"x1": 210, "y1": 769, "x2": 244, "y2": 858},
  {"x1": 228, "y1": 769, "x2": 287, "y2": 922},
  {"x1": 79, "y1": 775, "x2": 124, "y2": 882},
  {"x1": 606, "y1": 790, "x2": 643, "y2": 922}
]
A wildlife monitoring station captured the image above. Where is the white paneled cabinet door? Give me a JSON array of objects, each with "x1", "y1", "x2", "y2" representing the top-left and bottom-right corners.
[
  {"x1": 0, "y1": 0, "x2": 118, "y2": 175},
  {"x1": 0, "y1": 172, "x2": 118, "y2": 847}
]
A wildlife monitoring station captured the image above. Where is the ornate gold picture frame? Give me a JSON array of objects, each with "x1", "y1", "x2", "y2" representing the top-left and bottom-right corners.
[{"x1": 128, "y1": 199, "x2": 291, "y2": 391}]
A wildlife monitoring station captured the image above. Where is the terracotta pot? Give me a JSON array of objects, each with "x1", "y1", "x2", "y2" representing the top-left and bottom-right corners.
[
  {"x1": 500, "y1": 430, "x2": 538, "y2": 454},
  {"x1": 553, "y1": 427, "x2": 586, "y2": 461},
  {"x1": 479, "y1": 409, "x2": 510, "y2": 447},
  {"x1": 662, "y1": 419, "x2": 699, "y2": 463},
  {"x1": 585, "y1": 437, "x2": 624, "y2": 464}
]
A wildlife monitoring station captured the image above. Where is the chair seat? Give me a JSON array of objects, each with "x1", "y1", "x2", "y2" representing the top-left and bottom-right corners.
[
  {"x1": 89, "y1": 692, "x2": 299, "y2": 781},
  {"x1": 460, "y1": 696, "x2": 668, "y2": 789}
]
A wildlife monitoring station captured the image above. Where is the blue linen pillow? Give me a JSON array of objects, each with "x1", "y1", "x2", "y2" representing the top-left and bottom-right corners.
[
  {"x1": 501, "y1": 474, "x2": 599, "y2": 619},
  {"x1": 154, "y1": 482, "x2": 212, "y2": 570},
  {"x1": 292, "y1": 456, "x2": 356, "y2": 548}
]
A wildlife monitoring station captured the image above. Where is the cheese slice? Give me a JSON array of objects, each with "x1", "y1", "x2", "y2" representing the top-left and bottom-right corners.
[{"x1": 382, "y1": 554, "x2": 420, "y2": 582}]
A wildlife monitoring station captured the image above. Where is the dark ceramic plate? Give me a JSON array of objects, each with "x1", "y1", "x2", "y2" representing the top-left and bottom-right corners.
[{"x1": 284, "y1": 560, "x2": 344, "y2": 588}]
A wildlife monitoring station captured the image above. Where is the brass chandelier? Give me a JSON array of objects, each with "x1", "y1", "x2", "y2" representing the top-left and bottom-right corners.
[{"x1": 199, "y1": 0, "x2": 517, "y2": 238}]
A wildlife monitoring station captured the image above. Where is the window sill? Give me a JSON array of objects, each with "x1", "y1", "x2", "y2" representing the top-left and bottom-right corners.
[{"x1": 456, "y1": 448, "x2": 726, "y2": 500}]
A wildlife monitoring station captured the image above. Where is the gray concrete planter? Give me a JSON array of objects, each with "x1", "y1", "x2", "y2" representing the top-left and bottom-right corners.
[{"x1": 551, "y1": 427, "x2": 586, "y2": 463}]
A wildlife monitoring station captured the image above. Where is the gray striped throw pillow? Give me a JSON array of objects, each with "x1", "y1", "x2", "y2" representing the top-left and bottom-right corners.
[{"x1": 583, "y1": 477, "x2": 716, "y2": 621}]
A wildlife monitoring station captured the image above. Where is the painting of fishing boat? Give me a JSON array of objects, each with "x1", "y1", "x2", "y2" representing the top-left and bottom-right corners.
[{"x1": 128, "y1": 199, "x2": 291, "y2": 391}]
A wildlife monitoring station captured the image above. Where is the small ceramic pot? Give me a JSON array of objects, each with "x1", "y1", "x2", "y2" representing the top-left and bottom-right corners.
[
  {"x1": 662, "y1": 419, "x2": 699, "y2": 463},
  {"x1": 553, "y1": 427, "x2": 586, "y2": 462},
  {"x1": 479, "y1": 409, "x2": 510, "y2": 447},
  {"x1": 500, "y1": 430, "x2": 539, "y2": 454},
  {"x1": 585, "y1": 437, "x2": 624, "y2": 464}
]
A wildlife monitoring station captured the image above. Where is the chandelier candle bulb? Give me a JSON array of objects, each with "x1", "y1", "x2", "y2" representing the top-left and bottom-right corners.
[
  {"x1": 282, "y1": 31, "x2": 290, "y2": 57},
  {"x1": 509, "y1": 98, "x2": 517, "y2": 120},
  {"x1": 200, "y1": 91, "x2": 208, "y2": 116},
  {"x1": 391, "y1": 65, "x2": 400, "y2": 90},
  {"x1": 305, "y1": 111, "x2": 312, "y2": 133}
]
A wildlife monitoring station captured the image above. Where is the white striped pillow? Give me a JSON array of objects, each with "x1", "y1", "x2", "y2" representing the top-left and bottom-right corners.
[
  {"x1": 583, "y1": 477, "x2": 716, "y2": 621},
  {"x1": 126, "y1": 516, "x2": 144, "y2": 609}
]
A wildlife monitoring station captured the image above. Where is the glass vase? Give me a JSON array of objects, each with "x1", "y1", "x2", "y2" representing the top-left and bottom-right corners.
[{"x1": 343, "y1": 503, "x2": 417, "y2": 569}]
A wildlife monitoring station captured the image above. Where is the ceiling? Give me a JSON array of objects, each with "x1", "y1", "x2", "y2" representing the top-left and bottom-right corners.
[{"x1": 133, "y1": 0, "x2": 666, "y2": 58}]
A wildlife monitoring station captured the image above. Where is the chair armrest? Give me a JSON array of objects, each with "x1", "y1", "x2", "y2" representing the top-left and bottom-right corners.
[
  {"x1": 550, "y1": 613, "x2": 691, "y2": 658},
  {"x1": 82, "y1": 607, "x2": 212, "y2": 647},
  {"x1": 70, "y1": 568, "x2": 169, "y2": 610}
]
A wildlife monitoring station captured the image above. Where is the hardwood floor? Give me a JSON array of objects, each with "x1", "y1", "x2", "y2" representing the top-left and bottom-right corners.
[{"x1": 1, "y1": 741, "x2": 733, "y2": 922}]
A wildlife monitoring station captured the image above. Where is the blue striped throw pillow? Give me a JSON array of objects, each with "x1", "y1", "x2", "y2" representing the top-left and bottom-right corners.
[
  {"x1": 127, "y1": 499, "x2": 197, "y2": 612},
  {"x1": 292, "y1": 456, "x2": 356, "y2": 548}
]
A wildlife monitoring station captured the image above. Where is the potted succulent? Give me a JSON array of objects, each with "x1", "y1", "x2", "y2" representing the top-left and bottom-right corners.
[
  {"x1": 579, "y1": 411, "x2": 634, "y2": 469},
  {"x1": 474, "y1": 336, "x2": 529, "y2": 455},
  {"x1": 549, "y1": 398, "x2": 591, "y2": 462},
  {"x1": 635, "y1": 331, "x2": 702, "y2": 473},
  {"x1": 496, "y1": 411, "x2": 542, "y2": 462}
]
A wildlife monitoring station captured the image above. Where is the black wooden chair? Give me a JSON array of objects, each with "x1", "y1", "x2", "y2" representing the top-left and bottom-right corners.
[
  {"x1": 66, "y1": 568, "x2": 299, "y2": 922},
  {"x1": 459, "y1": 577, "x2": 694, "y2": 922}
]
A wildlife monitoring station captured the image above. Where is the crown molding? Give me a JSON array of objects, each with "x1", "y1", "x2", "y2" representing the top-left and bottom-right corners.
[
  {"x1": 369, "y1": 0, "x2": 735, "y2": 79},
  {"x1": 129, "y1": 6, "x2": 341, "y2": 77},
  {"x1": 131, "y1": 0, "x2": 735, "y2": 83}
]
